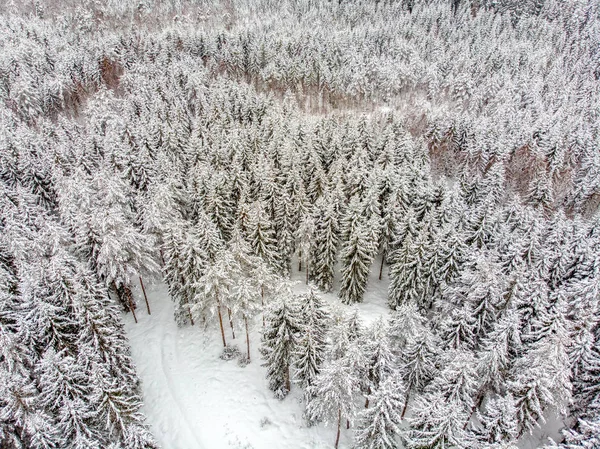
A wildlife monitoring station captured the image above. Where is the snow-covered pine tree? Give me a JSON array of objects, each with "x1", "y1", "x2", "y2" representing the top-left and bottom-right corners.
[
  {"x1": 405, "y1": 389, "x2": 474, "y2": 449},
  {"x1": 507, "y1": 309, "x2": 572, "y2": 438},
  {"x1": 245, "y1": 200, "x2": 282, "y2": 274},
  {"x1": 296, "y1": 213, "x2": 315, "y2": 284},
  {"x1": 339, "y1": 217, "x2": 377, "y2": 304},
  {"x1": 361, "y1": 317, "x2": 396, "y2": 408},
  {"x1": 354, "y1": 376, "x2": 405, "y2": 449},
  {"x1": 399, "y1": 323, "x2": 439, "y2": 419},
  {"x1": 192, "y1": 249, "x2": 236, "y2": 347},
  {"x1": 310, "y1": 196, "x2": 339, "y2": 292},
  {"x1": 260, "y1": 293, "x2": 303, "y2": 398},
  {"x1": 305, "y1": 358, "x2": 361, "y2": 449},
  {"x1": 475, "y1": 393, "x2": 519, "y2": 446},
  {"x1": 231, "y1": 276, "x2": 262, "y2": 361},
  {"x1": 294, "y1": 289, "x2": 329, "y2": 390}
]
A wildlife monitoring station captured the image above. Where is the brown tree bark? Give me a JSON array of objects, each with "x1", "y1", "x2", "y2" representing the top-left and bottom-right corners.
[
  {"x1": 139, "y1": 276, "x2": 151, "y2": 315},
  {"x1": 379, "y1": 254, "x2": 385, "y2": 280},
  {"x1": 284, "y1": 364, "x2": 291, "y2": 392},
  {"x1": 114, "y1": 281, "x2": 138, "y2": 323},
  {"x1": 216, "y1": 292, "x2": 227, "y2": 347},
  {"x1": 306, "y1": 261, "x2": 309, "y2": 285},
  {"x1": 401, "y1": 389, "x2": 410, "y2": 419},
  {"x1": 261, "y1": 285, "x2": 265, "y2": 327},
  {"x1": 227, "y1": 307, "x2": 235, "y2": 339},
  {"x1": 186, "y1": 298, "x2": 195, "y2": 326},
  {"x1": 245, "y1": 316, "x2": 251, "y2": 362},
  {"x1": 334, "y1": 408, "x2": 341, "y2": 449}
]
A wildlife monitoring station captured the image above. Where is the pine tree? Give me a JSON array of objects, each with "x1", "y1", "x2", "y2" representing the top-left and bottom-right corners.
[
  {"x1": 246, "y1": 201, "x2": 281, "y2": 273},
  {"x1": 475, "y1": 394, "x2": 519, "y2": 446},
  {"x1": 310, "y1": 197, "x2": 339, "y2": 292},
  {"x1": 294, "y1": 289, "x2": 329, "y2": 390},
  {"x1": 339, "y1": 218, "x2": 377, "y2": 304},
  {"x1": 354, "y1": 377, "x2": 405, "y2": 449},
  {"x1": 399, "y1": 324, "x2": 439, "y2": 419},
  {"x1": 193, "y1": 250, "x2": 236, "y2": 348},
  {"x1": 362, "y1": 318, "x2": 397, "y2": 407},
  {"x1": 296, "y1": 213, "x2": 315, "y2": 284},
  {"x1": 231, "y1": 276, "x2": 262, "y2": 361},
  {"x1": 405, "y1": 390, "x2": 474, "y2": 449},
  {"x1": 260, "y1": 294, "x2": 303, "y2": 398},
  {"x1": 305, "y1": 358, "x2": 360, "y2": 449}
]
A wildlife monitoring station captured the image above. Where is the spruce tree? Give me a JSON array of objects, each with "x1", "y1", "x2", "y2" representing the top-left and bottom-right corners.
[
  {"x1": 294, "y1": 289, "x2": 329, "y2": 390},
  {"x1": 260, "y1": 294, "x2": 303, "y2": 398},
  {"x1": 354, "y1": 377, "x2": 405, "y2": 449},
  {"x1": 310, "y1": 197, "x2": 339, "y2": 292},
  {"x1": 305, "y1": 358, "x2": 360, "y2": 449},
  {"x1": 339, "y1": 218, "x2": 377, "y2": 304}
]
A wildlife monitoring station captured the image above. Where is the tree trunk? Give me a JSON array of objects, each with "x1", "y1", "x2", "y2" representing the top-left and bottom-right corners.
[
  {"x1": 305, "y1": 261, "x2": 309, "y2": 285},
  {"x1": 298, "y1": 254, "x2": 302, "y2": 272},
  {"x1": 334, "y1": 408, "x2": 341, "y2": 449},
  {"x1": 284, "y1": 364, "x2": 291, "y2": 393},
  {"x1": 227, "y1": 307, "x2": 235, "y2": 339},
  {"x1": 346, "y1": 419, "x2": 350, "y2": 430},
  {"x1": 401, "y1": 389, "x2": 410, "y2": 419},
  {"x1": 139, "y1": 276, "x2": 151, "y2": 315},
  {"x1": 261, "y1": 285, "x2": 265, "y2": 327},
  {"x1": 378, "y1": 254, "x2": 385, "y2": 280},
  {"x1": 216, "y1": 299, "x2": 227, "y2": 348},
  {"x1": 114, "y1": 281, "x2": 138, "y2": 323},
  {"x1": 125, "y1": 286, "x2": 138, "y2": 324},
  {"x1": 186, "y1": 298, "x2": 195, "y2": 326},
  {"x1": 245, "y1": 316, "x2": 251, "y2": 362}
]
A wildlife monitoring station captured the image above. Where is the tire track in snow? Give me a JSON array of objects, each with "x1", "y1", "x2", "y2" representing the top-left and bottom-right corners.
[{"x1": 159, "y1": 307, "x2": 206, "y2": 449}]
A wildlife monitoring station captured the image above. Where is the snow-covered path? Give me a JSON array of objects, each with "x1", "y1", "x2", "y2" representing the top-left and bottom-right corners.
[{"x1": 123, "y1": 263, "x2": 391, "y2": 449}]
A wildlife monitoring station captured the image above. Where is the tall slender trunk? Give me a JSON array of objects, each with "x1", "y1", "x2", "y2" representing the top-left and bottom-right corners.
[
  {"x1": 139, "y1": 276, "x2": 151, "y2": 315},
  {"x1": 401, "y1": 389, "x2": 411, "y2": 419},
  {"x1": 227, "y1": 307, "x2": 235, "y2": 339},
  {"x1": 334, "y1": 408, "x2": 341, "y2": 449},
  {"x1": 245, "y1": 316, "x2": 251, "y2": 362},
  {"x1": 305, "y1": 261, "x2": 309, "y2": 285},
  {"x1": 346, "y1": 419, "x2": 350, "y2": 430},
  {"x1": 261, "y1": 285, "x2": 265, "y2": 327},
  {"x1": 186, "y1": 297, "x2": 195, "y2": 326},
  {"x1": 298, "y1": 253, "x2": 302, "y2": 272},
  {"x1": 284, "y1": 364, "x2": 291, "y2": 392},
  {"x1": 216, "y1": 293, "x2": 227, "y2": 347},
  {"x1": 379, "y1": 253, "x2": 385, "y2": 280}
]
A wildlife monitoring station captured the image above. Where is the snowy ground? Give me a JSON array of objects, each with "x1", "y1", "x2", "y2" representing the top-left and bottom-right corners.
[{"x1": 123, "y1": 259, "x2": 564, "y2": 449}]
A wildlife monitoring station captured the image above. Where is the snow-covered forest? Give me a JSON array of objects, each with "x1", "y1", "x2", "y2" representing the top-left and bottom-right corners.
[{"x1": 1, "y1": 0, "x2": 599, "y2": 448}]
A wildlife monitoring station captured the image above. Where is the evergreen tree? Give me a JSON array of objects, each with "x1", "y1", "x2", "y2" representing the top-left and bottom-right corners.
[
  {"x1": 339, "y1": 218, "x2": 377, "y2": 304},
  {"x1": 362, "y1": 318, "x2": 397, "y2": 407},
  {"x1": 310, "y1": 197, "x2": 339, "y2": 292},
  {"x1": 305, "y1": 358, "x2": 360, "y2": 449},
  {"x1": 260, "y1": 294, "x2": 303, "y2": 398},
  {"x1": 405, "y1": 390, "x2": 474, "y2": 449},
  {"x1": 354, "y1": 376, "x2": 405, "y2": 449},
  {"x1": 294, "y1": 289, "x2": 329, "y2": 390},
  {"x1": 245, "y1": 201, "x2": 281, "y2": 274}
]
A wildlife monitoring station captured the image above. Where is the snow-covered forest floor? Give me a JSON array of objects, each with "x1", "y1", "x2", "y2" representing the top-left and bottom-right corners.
[{"x1": 124, "y1": 263, "x2": 564, "y2": 449}]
